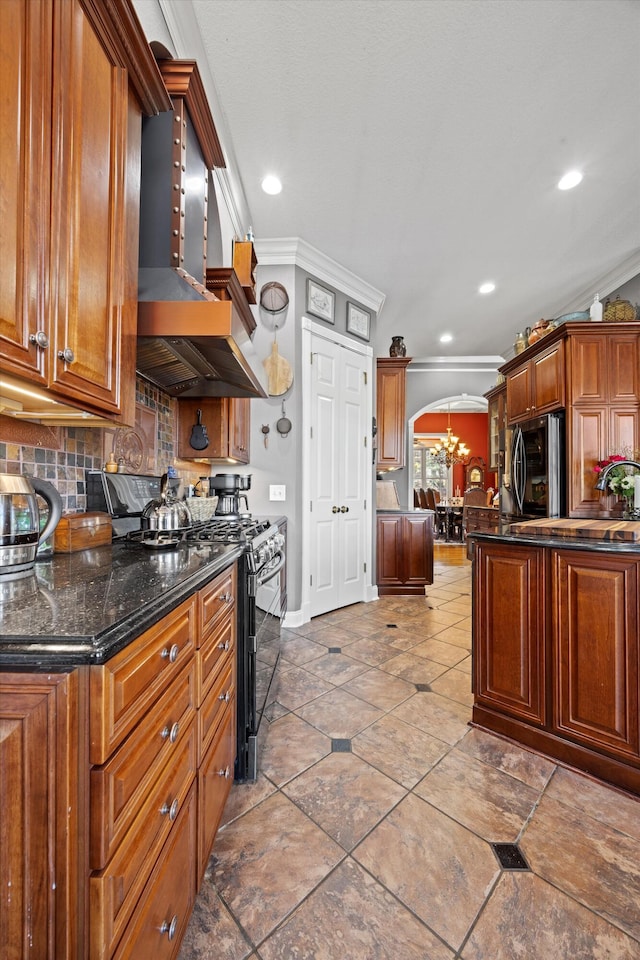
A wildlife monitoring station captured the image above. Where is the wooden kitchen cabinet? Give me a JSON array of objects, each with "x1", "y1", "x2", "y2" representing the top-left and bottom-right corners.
[
  {"x1": 472, "y1": 536, "x2": 640, "y2": 794},
  {"x1": 506, "y1": 339, "x2": 565, "y2": 424},
  {"x1": 473, "y1": 540, "x2": 546, "y2": 726},
  {"x1": 0, "y1": 669, "x2": 87, "y2": 960},
  {"x1": 376, "y1": 512, "x2": 434, "y2": 595},
  {"x1": 376, "y1": 357, "x2": 412, "y2": 471},
  {"x1": 485, "y1": 382, "x2": 506, "y2": 471},
  {"x1": 552, "y1": 548, "x2": 639, "y2": 759},
  {"x1": 0, "y1": 0, "x2": 169, "y2": 423},
  {"x1": 178, "y1": 397, "x2": 250, "y2": 463}
]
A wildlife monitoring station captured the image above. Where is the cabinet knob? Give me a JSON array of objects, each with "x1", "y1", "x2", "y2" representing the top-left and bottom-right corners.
[
  {"x1": 217, "y1": 640, "x2": 230, "y2": 652},
  {"x1": 57, "y1": 347, "x2": 74, "y2": 364},
  {"x1": 218, "y1": 766, "x2": 231, "y2": 779},
  {"x1": 160, "y1": 798, "x2": 179, "y2": 821},
  {"x1": 218, "y1": 690, "x2": 231, "y2": 703},
  {"x1": 220, "y1": 593, "x2": 233, "y2": 603},
  {"x1": 160, "y1": 915, "x2": 178, "y2": 940},
  {"x1": 160, "y1": 644, "x2": 179, "y2": 663},
  {"x1": 29, "y1": 331, "x2": 49, "y2": 349},
  {"x1": 161, "y1": 722, "x2": 180, "y2": 744}
]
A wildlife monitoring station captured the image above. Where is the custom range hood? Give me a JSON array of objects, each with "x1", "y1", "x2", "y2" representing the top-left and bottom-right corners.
[{"x1": 136, "y1": 59, "x2": 267, "y2": 399}]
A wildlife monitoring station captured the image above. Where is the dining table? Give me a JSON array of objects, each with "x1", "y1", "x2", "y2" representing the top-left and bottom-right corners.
[{"x1": 436, "y1": 498, "x2": 464, "y2": 542}]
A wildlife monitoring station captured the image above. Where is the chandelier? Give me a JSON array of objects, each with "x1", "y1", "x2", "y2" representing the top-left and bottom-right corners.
[{"x1": 429, "y1": 411, "x2": 470, "y2": 468}]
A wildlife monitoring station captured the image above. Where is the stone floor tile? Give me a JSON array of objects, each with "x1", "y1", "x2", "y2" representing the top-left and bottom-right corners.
[
  {"x1": 176, "y1": 882, "x2": 253, "y2": 960},
  {"x1": 259, "y1": 858, "x2": 454, "y2": 960},
  {"x1": 273, "y1": 662, "x2": 334, "y2": 710},
  {"x1": 301, "y1": 650, "x2": 369, "y2": 685},
  {"x1": 352, "y1": 712, "x2": 450, "y2": 788},
  {"x1": 210, "y1": 792, "x2": 343, "y2": 945},
  {"x1": 379, "y1": 651, "x2": 449, "y2": 684},
  {"x1": 457, "y1": 727, "x2": 556, "y2": 791},
  {"x1": 295, "y1": 686, "x2": 384, "y2": 738},
  {"x1": 260, "y1": 712, "x2": 331, "y2": 786},
  {"x1": 409, "y1": 636, "x2": 470, "y2": 666},
  {"x1": 429, "y1": 666, "x2": 474, "y2": 706},
  {"x1": 392, "y1": 691, "x2": 472, "y2": 744},
  {"x1": 545, "y1": 766, "x2": 640, "y2": 842},
  {"x1": 354, "y1": 793, "x2": 499, "y2": 951},
  {"x1": 340, "y1": 666, "x2": 417, "y2": 710}
]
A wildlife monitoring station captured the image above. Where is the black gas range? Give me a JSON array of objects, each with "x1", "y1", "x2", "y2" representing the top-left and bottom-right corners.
[{"x1": 87, "y1": 472, "x2": 286, "y2": 781}]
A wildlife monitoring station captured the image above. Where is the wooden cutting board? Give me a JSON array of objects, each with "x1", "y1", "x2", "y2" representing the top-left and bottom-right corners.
[
  {"x1": 263, "y1": 341, "x2": 293, "y2": 397},
  {"x1": 511, "y1": 518, "x2": 640, "y2": 542}
]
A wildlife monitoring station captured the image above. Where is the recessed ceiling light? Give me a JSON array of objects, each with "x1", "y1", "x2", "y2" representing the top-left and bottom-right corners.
[
  {"x1": 261, "y1": 175, "x2": 282, "y2": 195},
  {"x1": 440, "y1": 333, "x2": 453, "y2": 343},
  {"x1": 479, "y1": 282, "x2": 495, "y2": 294},
  {"x1": 558, "y1": 170, "x2": 583, "y2": 191}
]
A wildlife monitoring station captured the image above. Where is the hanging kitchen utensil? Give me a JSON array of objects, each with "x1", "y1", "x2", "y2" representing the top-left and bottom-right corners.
[
  {"x1": 263, "y1": 336, "x2": 293, "y2": 397},
  {"x1": 189, "y1": 409, "x2": 209, "y2": 450},
  {"x1": 261, "y1": 424, "x2": 270, "y2": 448},
  {"x1": 276, "y1": 401, "x2": 292, "y2": 438}
]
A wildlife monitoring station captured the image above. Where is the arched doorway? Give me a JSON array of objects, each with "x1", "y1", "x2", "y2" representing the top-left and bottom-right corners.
[{"x1": 409, "y1": 394, "x2": 491, "y2": 506}]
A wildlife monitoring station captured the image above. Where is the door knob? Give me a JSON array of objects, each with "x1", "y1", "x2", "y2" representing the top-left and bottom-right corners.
[
  {"x1": 340, "y1": 506, "x2": 349, "y2": 513},
  {"x1": 332, "y1": 506, "x2": 339, "y2": 513}
]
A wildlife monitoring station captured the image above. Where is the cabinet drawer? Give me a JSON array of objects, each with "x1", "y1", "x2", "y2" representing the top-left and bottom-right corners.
[
  {"x1": 197, "y1": 614, "x2": 235, "y2": 707},
  {"x1": 90, "y1": 662, "x2": 196, "y2": 869},
  {"x1": 197, "y1": 703, "x2": 235, "y2": 883},
  {"x1": 198, "y1": 565, "x2": 236, "y2": 644},
  {"x1": 90, "y1": 597, "x2": 196, "y2": 763},
  {"x1": 111, "y1": 784, "x2": 197, "y2": 960},
  {"x1": 91, "y1": 726, "x2": 197, "y2": 960},
  {"x1": 198, "y1": 653, "x2": 235, "y2": 762}
]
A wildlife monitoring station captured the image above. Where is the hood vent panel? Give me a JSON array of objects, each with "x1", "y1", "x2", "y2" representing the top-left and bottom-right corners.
[{"x1": 136, "y1": 59, "x2": 267, "y2": 399}]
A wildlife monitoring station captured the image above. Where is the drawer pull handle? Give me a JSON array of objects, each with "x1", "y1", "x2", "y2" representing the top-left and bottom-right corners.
[
  {"x1": 161, "y1": 722, "x2": 180, "y2": 744},
  {"x1": 218, "y1": 690, "x2": 231, "y2": 703},
  {"x1": 217, "y1": 640, "x2": 230, "y2": 651},
  {"x1": 160, "y1": 798, "x2": 179, "y2": 821},
  {"x1": 218, "y1": 766, "x2": 231, "y2": 779},
  {"x1": 160, "y1": 644, "x2": 179, "y2": 663},
  {"x1": 160, "y1": 915, "x2": 178, "y2": 940}
]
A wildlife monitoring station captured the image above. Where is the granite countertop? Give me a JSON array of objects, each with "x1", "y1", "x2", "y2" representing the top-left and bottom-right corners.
[
  {"x1": 0, "y1": 540, "x2": 242, "y2": 669},
  {"x1": 467, "y1": 529, "x2": 640, "y2": 555}
]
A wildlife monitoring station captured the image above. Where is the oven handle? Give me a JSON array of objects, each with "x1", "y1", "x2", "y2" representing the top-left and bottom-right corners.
[{"x1": 256, "y1": 551, "x2": 285, "y2": 587}]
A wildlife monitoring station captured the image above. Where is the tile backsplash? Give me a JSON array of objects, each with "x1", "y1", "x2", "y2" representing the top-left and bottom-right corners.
[{"x1": 0, "y1": 381, "x2": 181, "y2": 514}]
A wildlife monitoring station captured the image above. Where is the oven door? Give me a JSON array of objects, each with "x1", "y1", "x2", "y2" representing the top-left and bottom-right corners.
[{"x1": 236, "y1": 548, "x2": 286, "y2": 781}]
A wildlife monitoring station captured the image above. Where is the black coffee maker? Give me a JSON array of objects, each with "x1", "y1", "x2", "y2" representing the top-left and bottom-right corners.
[{"x1": 208, "y1": 474, "x2": 251, "y2": 518}]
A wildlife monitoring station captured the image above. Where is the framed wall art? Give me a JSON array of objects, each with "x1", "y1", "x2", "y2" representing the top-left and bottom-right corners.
[
  {"x1": 306, "y1": 279, "x2": 335, "y2": 323},
  {"x1": 346, "y1": 302, "x2": 371, "y2": 341}
]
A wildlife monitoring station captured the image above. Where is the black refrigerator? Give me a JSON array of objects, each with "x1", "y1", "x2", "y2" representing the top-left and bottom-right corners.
[{"x1": 500, "y1": 413, "x2": 565, "y2": 524}]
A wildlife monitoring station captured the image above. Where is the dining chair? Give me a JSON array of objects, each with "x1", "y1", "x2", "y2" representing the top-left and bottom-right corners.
[{"x1": 418, "y1": 488, "x2": 428, "y2": 510}]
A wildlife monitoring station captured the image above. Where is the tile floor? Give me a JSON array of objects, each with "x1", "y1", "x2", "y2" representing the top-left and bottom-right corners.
[{"x1": 178, "y1": 546, "x2": 640, "y2": 960}]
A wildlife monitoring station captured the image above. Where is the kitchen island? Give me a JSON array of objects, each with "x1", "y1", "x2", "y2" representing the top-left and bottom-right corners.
[
  {"x1": 0, "y1": 541, "x2": 242, "y2": 960},
  {"x1": 468, "y1": 525, "x2": 640, "y2": 796}
]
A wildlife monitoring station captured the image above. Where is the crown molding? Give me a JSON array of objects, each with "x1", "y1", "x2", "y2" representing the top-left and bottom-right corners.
[
  {"x1": 408, "y1": 355, "x2": 504, "y2": 373},
  {"x1": 255, "y1": 238, "x2": 386, "y2": 314}
]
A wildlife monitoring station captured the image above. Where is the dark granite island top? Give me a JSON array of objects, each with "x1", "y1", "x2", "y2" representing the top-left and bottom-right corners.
[{"x1": 0, "y1": 540, "x2": 242, "y2": 669}]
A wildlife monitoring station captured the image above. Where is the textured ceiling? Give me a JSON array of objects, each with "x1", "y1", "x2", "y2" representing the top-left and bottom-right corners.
[{"x1": 170, "y1": 0, "x2": 640, "y2": 361}]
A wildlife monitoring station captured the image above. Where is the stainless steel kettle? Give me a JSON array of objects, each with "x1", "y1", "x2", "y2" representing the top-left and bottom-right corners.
[
  {"x1": 0, "y1": 474, "x2": 63, "y2": 578},
  {"x1": 141, "y1": 474, "x2": 192, "y2": 533}
]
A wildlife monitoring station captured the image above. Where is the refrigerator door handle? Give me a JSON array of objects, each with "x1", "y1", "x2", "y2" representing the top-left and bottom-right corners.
[{"x1": 512, "y1": 427, "x2": 525, "y2": 514}]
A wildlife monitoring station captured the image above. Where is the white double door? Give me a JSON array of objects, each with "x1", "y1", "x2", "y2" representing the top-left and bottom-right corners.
[{"x1": 307, "y1": 326, "x2": 371, "y2": 619}]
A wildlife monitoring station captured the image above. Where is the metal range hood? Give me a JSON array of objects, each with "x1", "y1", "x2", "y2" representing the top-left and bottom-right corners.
[{"x1": 136, "y1": 59, "x2": 267, "y2": 399}]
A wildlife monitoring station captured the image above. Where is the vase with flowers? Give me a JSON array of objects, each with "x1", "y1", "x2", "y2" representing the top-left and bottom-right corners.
[{"x1": 593, "y1": 453, "x2": 640, "y2": 519}]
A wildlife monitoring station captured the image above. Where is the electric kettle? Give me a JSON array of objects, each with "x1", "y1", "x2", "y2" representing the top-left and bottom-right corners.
[{"x1": 0, "y1": 474, "x2": 63, "y2": 578}]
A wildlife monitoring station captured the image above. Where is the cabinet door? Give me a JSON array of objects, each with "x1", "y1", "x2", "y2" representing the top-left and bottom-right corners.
[
  {"x1": 506, "y1": 364, "x2": 531, "y2": 423},
  {"x1": 402, "y1": 514, "x2": 434, "y2": 586},
  {"x1": 376, "y1": 515, "x2": 403, "y2": 585},
  {"x1": 0, "y1": 0, "x2": 52, "y2": 385},
  {"x1": 473, "y1": 542, "x2": 546, "y2": 725},
  {"x1": 532, "y1": 341, "x2": 565, "y2": 414},
  {"x1": 0, "y1": 671, "x2": 84, "y2": 960},
  {"x1": 229, "y1": 397, "x2": 250, "y2": 462},
  {"x1": 486, "y1": 386, "x2": 505, "y2": 471},
  {"x1": 569, "y1": 334, "x2": 608, "y2": 404},
  {"x1": 376, "y1": 358, "x2": 410, "y2": 470},
  {"x1": 49, "y1": 0, "x2": 128, "y2": 414},
  {"x1": 607, "y1": 332, "x2": 639, "y2": 403},
  {"x1": 567, "y1": 407, "x2": 608, "y2": 517},
  {"x1": 197, "y1": 704, "x2": 235, "y2": 883},
  {"x1": 552, "y1": 550, "x2": 639, "y2": 759}
]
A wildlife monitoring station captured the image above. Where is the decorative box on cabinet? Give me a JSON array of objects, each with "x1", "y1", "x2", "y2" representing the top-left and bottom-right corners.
[
  {"x1": 376, "y1": 357, "x2": 412, "y2": 471},
  {"x1": 177, "y1": 397, "x2": 250, "y2": 463},
  {"x1": 232, "y1": 240, "x2": 258, "y2": 304},
  {"x1": 376, "y1": 511, "x2": 434, "y2": 595},
  {"x1": 0, "y1": 0, "x2": 169, "y2": 424}
]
